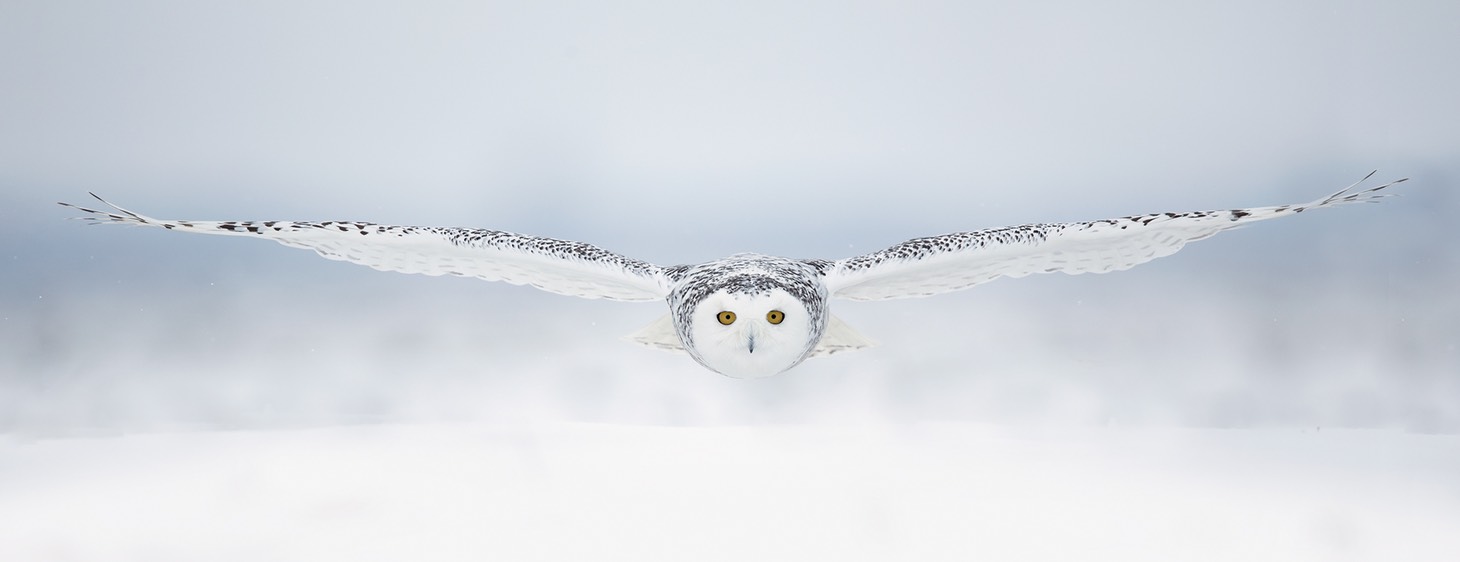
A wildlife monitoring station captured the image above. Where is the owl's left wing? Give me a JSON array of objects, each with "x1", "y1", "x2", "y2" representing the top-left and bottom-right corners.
[
  {"x1": 822, "y1": 173, "x2": 1406, "y2": 301},
  {"x1": 60, "y1": 194, "x2": 672, "y2": 301}
]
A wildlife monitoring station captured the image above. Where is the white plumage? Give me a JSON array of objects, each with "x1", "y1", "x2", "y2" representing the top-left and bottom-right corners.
[
  {"x1": 61, "y1": 172, "x2": 1406, "y2": 377},
  {"x1": 822, "y1": 173, "x2": 1403, "y2": 300}
]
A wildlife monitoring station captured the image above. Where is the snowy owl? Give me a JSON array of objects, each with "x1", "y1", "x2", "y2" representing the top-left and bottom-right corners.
[{"x1": 62, "y1": 172, "x2": 1405, "y2": 378}]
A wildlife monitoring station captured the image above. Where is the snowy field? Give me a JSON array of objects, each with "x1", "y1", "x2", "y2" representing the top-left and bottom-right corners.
[{"x1": 3, "y1": 422, "x2": 1457, "y2": 561}]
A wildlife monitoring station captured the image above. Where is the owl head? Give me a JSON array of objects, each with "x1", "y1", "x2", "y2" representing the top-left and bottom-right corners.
[{"x1": 681, "y1": 284, "x2": 824, "y2": 378}]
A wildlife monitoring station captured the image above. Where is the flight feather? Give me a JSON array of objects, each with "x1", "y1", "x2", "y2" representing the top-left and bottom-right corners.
[
  {"x1": 823, "y1": 173, "x2": 1407, "y2": 301},
  {"x1": 58, "y1": 194, "x2": 671, "y2": 301}
]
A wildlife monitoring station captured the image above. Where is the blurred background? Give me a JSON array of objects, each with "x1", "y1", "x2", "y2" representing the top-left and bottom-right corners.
[{"x1": 2, "y1": 0, "x2": 1457, "y2": 435}]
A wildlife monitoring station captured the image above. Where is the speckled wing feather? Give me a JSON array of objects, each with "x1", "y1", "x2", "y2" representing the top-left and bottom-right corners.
[
  {"x1": 59, "y1": 195, "x2": 672, "y2": 301},
  {"x1": 823, "y1": 173, "x2": 1407, "y2": 301}
]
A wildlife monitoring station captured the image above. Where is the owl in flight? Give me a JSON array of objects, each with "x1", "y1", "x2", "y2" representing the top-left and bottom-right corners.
[{"x1": 62, "y1": 172, "x2": 1405, "y2": 378}]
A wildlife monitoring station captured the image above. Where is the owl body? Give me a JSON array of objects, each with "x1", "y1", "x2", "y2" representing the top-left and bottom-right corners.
[{"x1": 61, "y1": 173, "x2": 1405, "y2": 378}]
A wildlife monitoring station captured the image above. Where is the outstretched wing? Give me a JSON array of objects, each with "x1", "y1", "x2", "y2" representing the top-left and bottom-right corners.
[
  {"x1": 60, "y1": 195, "x2": 672, "y2": 301},
  {"x1": 823, "y1": 172, "x2": 1407, "y2": 301}
]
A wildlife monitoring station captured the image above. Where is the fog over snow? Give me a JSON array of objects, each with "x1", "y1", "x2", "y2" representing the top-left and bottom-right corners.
[{"x1": 1, "y1": 1, "x2": 1458, "y2": 560}]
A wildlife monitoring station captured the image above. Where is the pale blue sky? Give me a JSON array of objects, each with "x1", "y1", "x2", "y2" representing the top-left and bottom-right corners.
[{"x1": 1, "y1": 1, "x2": 1456, "y2": 432}]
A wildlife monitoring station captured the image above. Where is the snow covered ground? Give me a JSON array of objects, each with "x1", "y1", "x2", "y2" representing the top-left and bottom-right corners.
[{"x1": 3, "y1": 422, "x2": 1456, "y2": 562}]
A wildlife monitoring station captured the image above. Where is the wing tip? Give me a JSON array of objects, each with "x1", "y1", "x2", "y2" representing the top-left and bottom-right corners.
[
  {"x1": 59, "y1": 193, "x2": 155, "y2": 226},
  {"x1": 1315, "y1": 171, "x2": 1409, "y2": 207}
]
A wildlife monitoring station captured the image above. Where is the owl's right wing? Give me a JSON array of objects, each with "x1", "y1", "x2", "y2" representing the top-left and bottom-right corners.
[
  {"x1": 60, "y1": 194, "x2": 672, "y2": 302},
  {"x1": 822, "y1": 173, "x2": 1406, "y2": 301}
]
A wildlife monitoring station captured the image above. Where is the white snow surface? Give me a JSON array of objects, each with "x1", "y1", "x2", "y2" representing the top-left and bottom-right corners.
[{"x1": 2, "y1": 422, "x2": 1456, "y2": 562}]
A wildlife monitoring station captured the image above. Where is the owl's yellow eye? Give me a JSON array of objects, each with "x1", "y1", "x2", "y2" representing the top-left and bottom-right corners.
[
  {"x1": 766, "y1": 310, "x2": 785, "y2": 325},
  {"x1": 717, "y1": 311, "x2": 737, "y2": 325}
]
